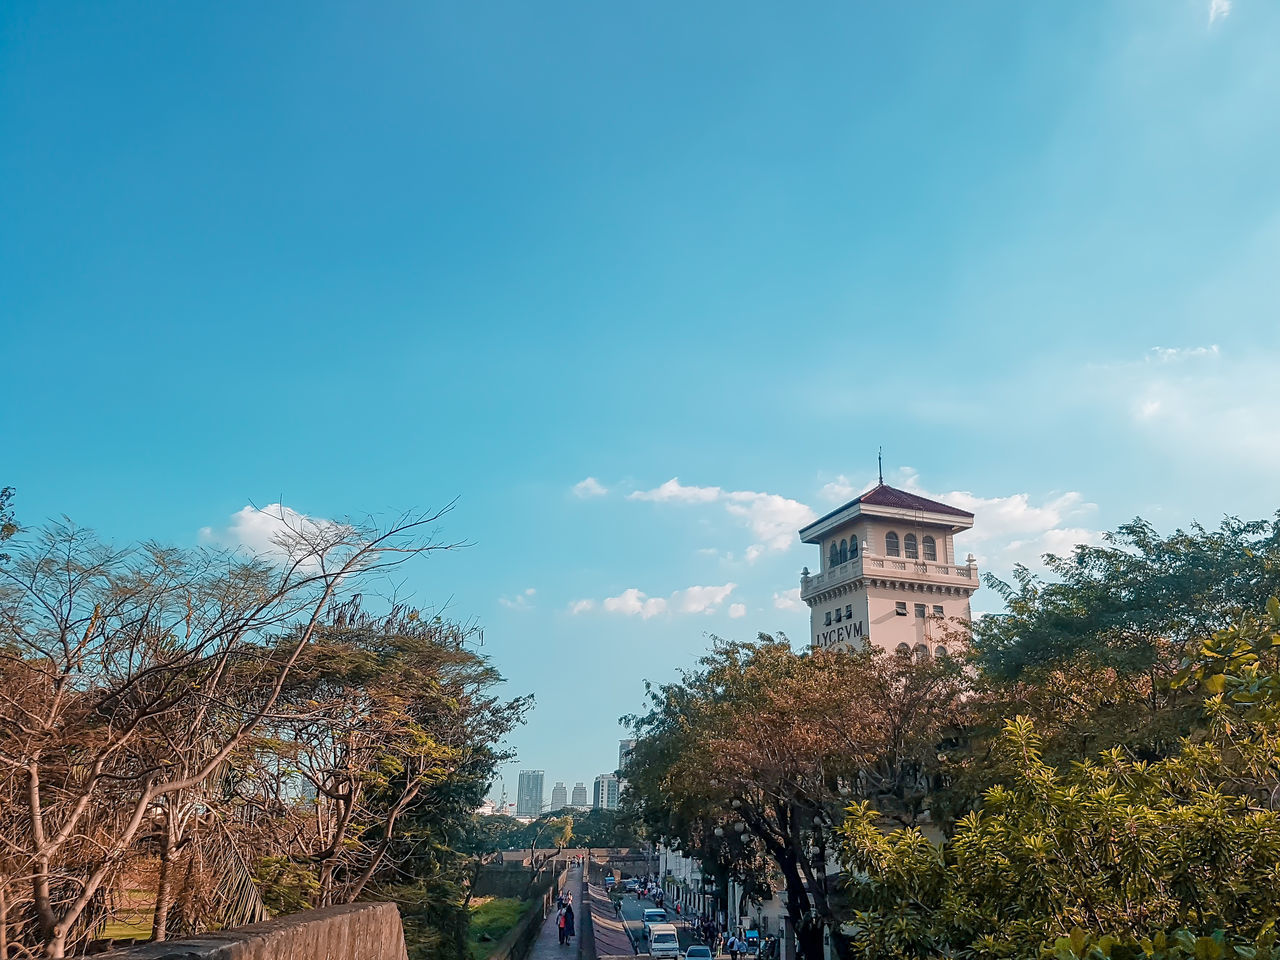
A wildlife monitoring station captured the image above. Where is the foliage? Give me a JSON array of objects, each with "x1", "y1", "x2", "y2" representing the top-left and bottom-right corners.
[
  {"x1": 466, "y1": 898, "x2": 525, "y2": 960},
  {"x1": 623, "y1": 635, "x2": 968, "y2": 960},
  {"x1": 0, "y1": 485, "x2": 15, "y2": 562},
  {"x1": 838, "y1": 604, "x2": 1280, "y2": 960}
]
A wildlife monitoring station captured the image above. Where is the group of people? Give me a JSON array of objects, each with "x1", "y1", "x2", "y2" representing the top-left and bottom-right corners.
[{"x1": 555, "y1": 890, "x2": 576, "y2": 946}]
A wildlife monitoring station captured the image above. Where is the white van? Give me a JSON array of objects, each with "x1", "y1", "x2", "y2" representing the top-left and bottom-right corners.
[{"x1": 648, "y1": 924, "x2": 680, "y2": 959}]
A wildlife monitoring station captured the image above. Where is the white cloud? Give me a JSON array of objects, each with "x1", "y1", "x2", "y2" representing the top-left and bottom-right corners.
[
  {"x1": 595, "y1": 582, "x2": 738, "y2": 619},
  {"x1": 199, "y1": 503, "x2": 352, "y2": 568},
  {"x1": 628, "y1": 478, "x2": 722, "y2": 504},
  {"x1": 819, "y1": 475, "x2": 859, "y2": 503},
  {"x1": 898, "y1": 471, "x2": 1101, "y2": 571},
  {"x1": 729, "y1": 603, "x2": 746, "y2": 619},
  {"x1": 1209, "y1": 0, "x2": 1231, "y2": 24},
  {"x1": 773, "y1": 588, "x2": 805, "y2": 612},
  {"x1": 603, "y1": 588, "x2": 669, "y2": 619},
  {"x1": 674, "y1": 583, "x2": 737, "y2": 615},
  {"x1": 572, "y1": 477, "x2": 609, "y2": 499},
  {"x1": 569, "y1": 599, "x2": 594, "y2": 615},
  {"x1": 500, "y1": 587, "x2": 537, "y2": 610},
  {"x1": 628, "y1": 478, "x2": 816, "y2": 558}
]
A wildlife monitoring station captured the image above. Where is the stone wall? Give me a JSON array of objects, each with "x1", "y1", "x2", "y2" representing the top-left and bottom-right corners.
[{"x1": 107, "y1": 902, "x2": 408, "y2": 960}]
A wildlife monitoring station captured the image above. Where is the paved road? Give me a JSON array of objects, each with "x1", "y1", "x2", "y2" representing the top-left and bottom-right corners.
[{"x1": 613, "y1": 890, "x2": 706, "y2": 957}]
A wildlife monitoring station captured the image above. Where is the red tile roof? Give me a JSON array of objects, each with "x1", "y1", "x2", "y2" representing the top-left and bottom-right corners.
[{"x1": 802, "y1": 483, "x2": 974, "y2": 533}]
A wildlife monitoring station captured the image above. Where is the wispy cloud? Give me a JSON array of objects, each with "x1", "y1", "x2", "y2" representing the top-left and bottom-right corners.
[
  {"x1": 572, "y1": 477, "x2": 609, "y2": 498},
  {"x1": 576, "y1": 582, "x2": 739, "y2": 619},
  {"x1": 773, "y1": 588, "x2": 805, "y2": 612},
  {"x1": 628, "y1": 478, "x2": 816, "y2": 560},
  {"x1": 898, "y1": 471, "x2": 1102, "y2": 571},
  {"x1": 500, "y1": 587, "x2": 537, "y2": 610},
  {"x1": 819, "y1": 475, "x2": 859, "y2": 503},
  {"x1": 728, "y1": 603, "x2": 746, "y2": 619},
  {"x1": 1209, "y1": 0, "x2": 1231, "y2": 25}
]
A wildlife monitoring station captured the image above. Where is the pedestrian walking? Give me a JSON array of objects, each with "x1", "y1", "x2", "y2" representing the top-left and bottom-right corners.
[
  {"x1": 564, "y1": 902, "x2": 576, "y2": 940},
  {"x1": 729, "y1": 934, "x2": 740, "y2": 960}
]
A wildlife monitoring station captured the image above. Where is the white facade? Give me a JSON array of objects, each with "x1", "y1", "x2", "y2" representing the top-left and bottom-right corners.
[
  {"x1": 593, "y1": 773, "x2": 620, "y2": 810},
  {"x1": 798, "y1": 483, "x2": 978, "y2": 655},
  {"x1": 516, "y1": 769, "x2": 545, "y2": 818},
  {"x1": 570, "y1": 782, "x2": 588, "y2": 808},
  {"x1": 550, "y1": 782, "x2": 568, "y2": 810}
]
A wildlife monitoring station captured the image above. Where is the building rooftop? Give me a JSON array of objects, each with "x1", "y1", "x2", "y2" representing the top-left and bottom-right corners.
[{"x1": 799, "y1": 482, "x2": 974, "y2": 542}]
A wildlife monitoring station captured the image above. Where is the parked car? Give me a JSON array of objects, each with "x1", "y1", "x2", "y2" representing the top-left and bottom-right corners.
[
  {"x1": 648, "y1": 924, "x2": 680, "y2": 958},
  {"x1": 684, "y1": 947, "x2": 714, "y2": 960},
  {"x1": 604, "y1": 876, "x2": 617, "y2": 888},
  {"x1": 642, "y1": 909, "x2": 669, "y2": 938}
]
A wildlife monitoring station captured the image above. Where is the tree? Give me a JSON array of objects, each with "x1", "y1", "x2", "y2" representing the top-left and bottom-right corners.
[
  {"x1": 0, "y1": 509, "x2": 456, "y2": 958},
  {"x1": 624, "y1": 635, "x2": 968, "y2": 960},
  {"x1": 838, "y1": 603, "x2": 1280, "y2": 960},
  {"x1": 0, "y1": 486, "x2": 16, "y2": 563}
]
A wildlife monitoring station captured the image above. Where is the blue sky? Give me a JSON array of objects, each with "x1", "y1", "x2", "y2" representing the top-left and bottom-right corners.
[{"x1": 3, "y1": 1, "x2": 1279, "y2": 805}]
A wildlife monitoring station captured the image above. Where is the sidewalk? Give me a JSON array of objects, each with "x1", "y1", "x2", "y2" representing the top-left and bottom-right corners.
[{"x1": 527, "y1": 865, "x2": 583, "y2": 960}]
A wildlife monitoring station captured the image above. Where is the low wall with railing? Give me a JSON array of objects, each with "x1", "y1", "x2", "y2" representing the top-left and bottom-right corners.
[{"x1": 107, "y1": 901, "x2": 408, "y2": 960}]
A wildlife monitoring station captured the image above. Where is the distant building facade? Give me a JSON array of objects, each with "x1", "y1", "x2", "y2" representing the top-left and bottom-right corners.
[
  {"x1": 618, "y1": 739, "x2": 636, "y2": 773},
  {"x1": 550, "y1": 782, "x2": 567, "y2": 810},
  {"x1": 798, "y1": 482, "x2": 978, "y2": 657},
  {"x1": 516, "y1": 770, "x2": 545, "y2": 818},
  {"x1": 592, "y1": 773, "x2": 620, "y2": 810},
  {"x1": 570, "y1": 782, "x2": 588, "y2": 808}
]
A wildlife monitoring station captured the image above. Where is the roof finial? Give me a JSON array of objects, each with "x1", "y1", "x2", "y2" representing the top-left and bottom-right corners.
[{"x1": 878, "y1": 446, "x2": 884, "y2": 486}]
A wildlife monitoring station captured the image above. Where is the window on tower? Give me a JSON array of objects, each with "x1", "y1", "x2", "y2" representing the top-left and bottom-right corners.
[
  {"x1": 895, "y1": 601, "x2": 908, "y2": 616},
  {"x1": 850, "y1": 538, "x2": 859, "y2": 558},
  {"x1": 885, "y1": 532, "x2": 900, "y2": 556},
  {"x1": 904, "y1": 534, "x2": 919, "y2": 559},
  {"x1": 932, "y1": 604, "x2": 944, "y2": 617},
  {"x1": 922, "y1": 535, "x2": 937, "y2": 561},
  {"x1": 895, "y1": 642, "x2": 911, "y2": 657},
  {"x1": 839, "y1": 539, "x2": 848, "y2": 564},
  {"x1": 914, "y1": 603, "x2": 926, "y2": 618},
  {"x1": 825, "y1": 611, "x2": 832, "y2": 626}
]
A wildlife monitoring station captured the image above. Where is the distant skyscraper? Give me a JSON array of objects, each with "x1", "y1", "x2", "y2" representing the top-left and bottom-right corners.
[
  {"x1": 551, "y1": 781, "x2": 567, "y2": 810},
  {"x1": 618, "y1": 739, "x2": 636, "y2": 774},
  {"x1": 570, "y1": 782, "x2": 588, "y2": 808},
  {"x1": 593, "y1": 773, "x2": 620, "y2": 811},
  {"x1": 516, "y1": 770, "x2": 545, "y2": 818}
]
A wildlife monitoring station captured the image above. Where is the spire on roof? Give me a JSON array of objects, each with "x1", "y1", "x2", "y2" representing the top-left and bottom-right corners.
[{"x1": 878, "y1": 446, "x2": 883, "y2": 486}]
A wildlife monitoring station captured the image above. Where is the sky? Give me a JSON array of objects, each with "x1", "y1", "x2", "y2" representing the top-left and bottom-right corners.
[{"x1": 3, "y1": 0, "x2": 1280, "y2": 806}]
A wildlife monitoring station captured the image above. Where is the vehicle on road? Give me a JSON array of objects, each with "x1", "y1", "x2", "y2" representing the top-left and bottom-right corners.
[
  {"x1": 684, "y1": 947, "x2": 713, "y2": 960},
  {"x1": 604, "y1": 876, "x2": 617, "y2": 889},
  {"x1": 648, "y1": 924, "x2": 680, "y2": 958},
  {"x1": 642, "y1": 909, "x2": 668, "y2": 938}
]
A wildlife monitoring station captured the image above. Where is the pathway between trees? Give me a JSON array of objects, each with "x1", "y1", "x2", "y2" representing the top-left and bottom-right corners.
[{"x1": 527, "y1": 864, "x2": 585, "y2": 960}]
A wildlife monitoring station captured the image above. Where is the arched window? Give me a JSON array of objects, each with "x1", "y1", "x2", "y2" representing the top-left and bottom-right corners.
[
  {"x1": 850, "y1": 538, "x2": 859, "y2": 558},
  {"x1": 904, "y1": 533, "x2": 919, "y2": 560},
  {"x1": 895, "y1": 643, "x2": 911, "y2": 658},
  {"x1": 935, "y1": 645, "x2": 948, "y2": 659},
  {"x1": 829, "y1": 542, "x2": 839, "y2": 568},
  {"x1": 913, "y1": 643, "x2": 929, "y2": 661},
  {"x1": 839, "y1": 539, "x2": 848, "y2": 564},
  {"x1": 922, "y1": 535, "x2": 937, "y2": 562},
  {"x1": 885, "y1": 532, "x2": 900, "y2": 557}
]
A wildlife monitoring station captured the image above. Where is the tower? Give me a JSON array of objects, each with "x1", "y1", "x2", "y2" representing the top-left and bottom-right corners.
[
  {"x1": 551, "y1": 781, "x2": 567, "y2": 810},
  {"x1": 570, "y1": 782, "x2": 588, "y2": 808},
  {"x1": 798, "y1": 482, "x2": 977, "y2": 656},
  {"x1": 516, "y1": 770, "x2": 545, "y2": 818},
  {"x1": 592, "y1": 773, "x2": 619, "y2": 810}
]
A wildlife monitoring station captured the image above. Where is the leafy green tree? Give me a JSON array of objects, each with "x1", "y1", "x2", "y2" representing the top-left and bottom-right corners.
[
  {"x1": 839, "y1": 604, "x2": 1280, "y2": 960},
  {"x1": 625, "y1": 635, "x2": 967, "y2": 960}
]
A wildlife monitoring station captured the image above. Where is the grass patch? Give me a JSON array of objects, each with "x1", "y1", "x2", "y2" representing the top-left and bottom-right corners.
[{"x1": 468, "y1": 897, "x2": 527, "y2": 960}]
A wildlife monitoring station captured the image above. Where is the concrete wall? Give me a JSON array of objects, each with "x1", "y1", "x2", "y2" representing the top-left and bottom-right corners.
[{"x1": 107, "y1": 902, "x2": 408, "y2": 960}]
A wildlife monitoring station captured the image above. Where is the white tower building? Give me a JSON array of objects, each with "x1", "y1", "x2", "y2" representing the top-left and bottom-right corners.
[{"x1": 798, "y1": 481, "x2": 978, "y2": 656}]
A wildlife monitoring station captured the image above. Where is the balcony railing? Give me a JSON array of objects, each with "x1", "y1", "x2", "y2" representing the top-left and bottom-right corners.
[{"x1": 800, "y1": 550, "x2": 977, "y2": 600}]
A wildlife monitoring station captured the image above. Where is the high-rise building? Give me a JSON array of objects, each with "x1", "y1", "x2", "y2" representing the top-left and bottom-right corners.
[
  {"x1": 618, "y1": 739, "x2": 636, "y2": 774},
  {"x1": 799, "y1": 481, "x2": 977, "y2": 656},
  {"x1": 550, "y1": 782, "x2": 567, "y2": 810},
  {"x1": 516, "y1": 770, "x2": 545, "y2": 818},
  {"x1": 593, "y1": 773, "x2": 620, "y2": 811},
  {"x1": 570, "y1": 782, "x2": 588, "y2": 808}
]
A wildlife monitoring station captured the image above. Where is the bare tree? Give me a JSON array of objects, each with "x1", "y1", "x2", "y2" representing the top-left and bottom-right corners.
[{"x1": 0, "y1": 508, "x2": 456, "y2": 958}]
